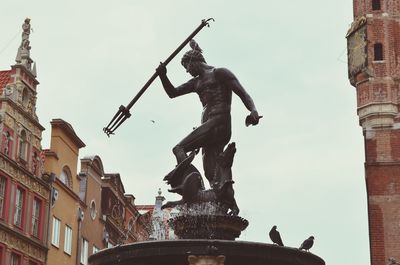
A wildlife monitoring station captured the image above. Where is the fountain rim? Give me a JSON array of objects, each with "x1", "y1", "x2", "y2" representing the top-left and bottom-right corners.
[{"x1": 89, "y1": 239, "x2": 325, "y2": 265}]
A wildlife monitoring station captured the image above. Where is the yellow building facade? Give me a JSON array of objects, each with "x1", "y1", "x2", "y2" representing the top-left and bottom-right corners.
[{"x1": 44, "y1": 119, "x2": 85, "y2": 265}]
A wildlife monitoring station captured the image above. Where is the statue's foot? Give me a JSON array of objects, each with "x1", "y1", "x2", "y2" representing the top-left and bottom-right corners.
[
  {"x1": 228, "y1": 204, "x2": 240, "y2": 216},
  {"x1": 161, "y1": 200, "x2": 183, "y2": 209},
  {"x1": 164, "y1": 151, "x2": 196, "y2": 182}
]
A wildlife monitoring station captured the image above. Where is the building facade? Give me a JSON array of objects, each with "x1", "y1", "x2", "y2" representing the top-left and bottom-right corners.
[
  {"x1": 347, "y1": 1, "x2": 400, "y2": 264},
  {"x1": 136, "y1": 189, "x2": 177, "y2": 241},
  {"x1": 44, "y1": 119, "x2": 85, "y2": 265},
  {"x1": 0, "y1": 18, "x2": 153, "y2": 265},
  {"x1": 0, "y1": 18, "x2": 50, "y2": 265},
  {"x1": 44, "y1": 120, "x2": 152, "y2": 265},
  {"x1": 100, "y1": 173, "x2": 151, "y2": 246}
]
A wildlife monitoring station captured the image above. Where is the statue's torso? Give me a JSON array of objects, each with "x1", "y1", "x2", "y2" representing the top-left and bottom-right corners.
[{"x1": 194, "y1": 69, "x2": 232, "y2": 123}]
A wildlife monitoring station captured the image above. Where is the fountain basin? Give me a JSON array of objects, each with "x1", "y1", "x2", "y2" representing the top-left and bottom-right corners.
[
  {"x1": 89, "y1": 239, "x2": 325, "y2": 265},
  {"x1": 170, "y1": 214, "x2": 248, "y2": 240}
]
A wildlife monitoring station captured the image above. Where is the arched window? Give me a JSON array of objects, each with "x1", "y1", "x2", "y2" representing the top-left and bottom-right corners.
[
  {"x1": 372, "y1": 0, "x2": 381, "y2": 11},
  {"x1": 59, "y1": 166, "x2": 72, "y2": 188},
  {"x1": 18, "y1": 130, "x2": 27, "y2": 161},
  {"x1": 22, "y1": 87, "x2": 29, "y2": 107},
  {"x1": 374, "y1": 43, "x2": 384, "y2": 61}
]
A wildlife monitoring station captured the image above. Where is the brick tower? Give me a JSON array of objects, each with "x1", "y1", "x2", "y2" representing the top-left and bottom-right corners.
[{"x1": 347, "y1": 1, "x2": 400, "y2": 264}]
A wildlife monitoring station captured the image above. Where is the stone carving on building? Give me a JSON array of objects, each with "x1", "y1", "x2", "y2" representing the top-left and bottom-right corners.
[
  {"x1": 111, "y1": 201, "x2": 125, "y2": 229},
  {"x1": 15, "y1": 18, "x2": 35, "y2": 71},
  {"x1": 373, "y1": 87, "x2": 388, "y2": 101},
  {"x1": 0, "y1": 156, "x2": 49, "y2": 198},
  {"x1": 388, "y1": 257, "x2": 400, "y2": 265},
  {"x1": 188, "y1": 255, "x2": 226, "y2": 265},
  {"x1": 0, "y1": 229, "x2": 46, "y2": 262}
]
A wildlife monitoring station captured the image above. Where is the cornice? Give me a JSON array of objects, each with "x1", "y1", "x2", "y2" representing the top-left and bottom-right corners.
[
  {"x1": 0, "y1": 221, "x2": 48, "y2": 262},
  {"x1": 0, "y1": 153, "x2": 50, "y2": 199},
  {"x1": 0, "y1": 98, "x2": 45, "y2": 131},
  {"x1": 11, "y1": 64, "x2": 39, "y2": 85},
  {"x1": 50, "y1": 119, "x2": 85, "y2": 148}
]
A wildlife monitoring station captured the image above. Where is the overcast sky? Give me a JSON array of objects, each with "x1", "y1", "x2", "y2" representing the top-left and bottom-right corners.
[{"x1": 0, "y1": 1, "x2": 368, "y2": 264}]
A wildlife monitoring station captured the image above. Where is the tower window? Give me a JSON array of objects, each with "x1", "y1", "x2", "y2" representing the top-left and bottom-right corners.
[
  {"x1": 374, "y1": 43, "x2": 384, "y2": 61},
  {"x1": 22, "y1": 87, "x2": 29, "y2": 107},
  {"x1": 372, "y1": 0, "x2": 381, "y2": 10}
]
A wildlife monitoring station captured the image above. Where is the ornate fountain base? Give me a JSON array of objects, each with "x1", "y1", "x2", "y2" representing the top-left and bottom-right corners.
[
  {"x1": 89, "y1": 240, "x2": 325, "y2": 265},
  {"x1": 170, "y1": 214, "x2": 248, "y2": 240}
]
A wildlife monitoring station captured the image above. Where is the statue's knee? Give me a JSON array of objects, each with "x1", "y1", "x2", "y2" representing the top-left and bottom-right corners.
[
  {"x1": 173, "y1": 145, "x2": 187, "y2": 163},
  {"x1": 173, "y1": 145, "x2": 183, "y2": 155}
]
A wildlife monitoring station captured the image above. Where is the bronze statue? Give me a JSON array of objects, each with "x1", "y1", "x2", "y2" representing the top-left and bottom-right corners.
[
  {"x1": 157, "y1": 40, "x2": 261, "y2": 214},
  {"x1": 103, "y1": 19, "x2": 261, "y2": 217}
]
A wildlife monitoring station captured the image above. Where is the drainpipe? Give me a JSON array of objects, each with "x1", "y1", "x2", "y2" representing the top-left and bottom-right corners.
[
  {"x1": 44, "y1": 172, "x2": 56, "y2": 265},
  {"x1": 76, "y1": 207, "x2": 84, "y2": 265}
]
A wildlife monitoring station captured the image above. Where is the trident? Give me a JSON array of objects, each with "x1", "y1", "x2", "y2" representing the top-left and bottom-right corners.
[{"x1": 103, "y1": 18, "x2": 214, "y2": 137}]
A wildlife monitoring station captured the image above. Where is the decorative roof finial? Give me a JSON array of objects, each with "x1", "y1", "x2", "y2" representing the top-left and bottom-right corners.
[
  {"x1": 158, "y1": 188, "x2": 162, "y2": 196},
  {"x1": 15, "y1": 18, "x2": 35, "y2": 74}
]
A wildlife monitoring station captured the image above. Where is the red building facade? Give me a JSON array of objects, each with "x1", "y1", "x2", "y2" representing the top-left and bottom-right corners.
[
  {"x1": 0, "y1": 19, "x2": 50, "y2": 265},
  {"x1": 347, "y1": 1, "x2": 400, "y2": 264}
]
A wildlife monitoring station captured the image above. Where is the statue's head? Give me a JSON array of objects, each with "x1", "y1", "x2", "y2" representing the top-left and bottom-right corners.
[
  {"x1": 181, "y1": 49, "x2": 206, "y2": 66},
  {"x1": 181, "y1": 40, "x2": 206, "y2": 77}
]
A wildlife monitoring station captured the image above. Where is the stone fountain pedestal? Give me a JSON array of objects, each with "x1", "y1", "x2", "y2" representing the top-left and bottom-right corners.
[
  {"x1": 90, "y1": 201, "x2": 325, "y2": 265},
  {"x1": 89, "y1": 239, "x2": 325, "y2": 265}
]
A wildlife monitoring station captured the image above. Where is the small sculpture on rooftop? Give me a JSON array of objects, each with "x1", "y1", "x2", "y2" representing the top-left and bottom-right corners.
[{"x1": 16, "y1": 18, "x2": 35, "y2": 73}]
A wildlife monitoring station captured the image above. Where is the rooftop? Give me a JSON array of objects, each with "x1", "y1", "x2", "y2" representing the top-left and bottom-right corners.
[{"x1": 0, "y1": 70, "x2": 12, "y2": 91}]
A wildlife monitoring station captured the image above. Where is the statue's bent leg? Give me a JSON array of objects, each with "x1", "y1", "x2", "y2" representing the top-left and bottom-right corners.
[
  {"x1": 173, "y1": 119, "x2": 219, "y2": 164},
  {"x1": 203, "y1": 145, "x2": 223, "y2": 185}
]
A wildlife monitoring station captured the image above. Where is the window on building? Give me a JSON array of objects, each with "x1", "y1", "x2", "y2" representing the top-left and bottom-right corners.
[
  {"x1": 11, "y1": 252, "x2": 21, "y2": 265},
  {"x1": 51, "y1": 217, "x2": 61, "y2": 247},
  {"x1": 93, "y1": 245, "x2": 100, "y2": 254},
  {"x1": 372, "y1": 0, "x2": 381, "y2": 10},
  {"x1": 64, "y1": 225, "x2": 73, "y2": 255},
  {"x1": 374, "y1": 43, "x2": 384, "y2": 61},
  {"x1": 81, "y1": 239, "x2": 89, "y2": 265},
  {"x1": 31, "y1": 198, "x2": 41, "y2": 238},
  {"x1": 90, "y1": 200, "x2": 96, "y2": 220},
  {"x1": 22, "y1": 87, "x2": 29, "y2": 107},
  {"x1": 14, "y1": 187, "x2": 24, "y2": 227},
  {"x1": 59, "y1": 166, "x2": 72, "y2": 188},
  {"x1": 0, "y1": 176, "x2": 6, "y2": 219},
  {"x1": 18, "y1": 130, "x2": 28, "y2": 161},
  {"x1": 79, "y1": 175, "x2": 87, "y2": 201}
]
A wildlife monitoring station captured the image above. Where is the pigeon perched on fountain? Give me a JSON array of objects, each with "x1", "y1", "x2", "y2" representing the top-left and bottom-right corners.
[
  {"x1": 299, "y1": 236, "x2": 314, "y2": 251},
  {"x1": 269, "y1": 225, "x2": 284, "y2": 246}
]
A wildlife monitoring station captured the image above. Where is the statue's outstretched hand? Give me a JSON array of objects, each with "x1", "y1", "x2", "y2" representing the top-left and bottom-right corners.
[
  {"x1": 156, "y1": 62, "x2": 167, "y2": 77},
  {"x1": 245, "y1": 110, "x2": 262, "y2": 126}
]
